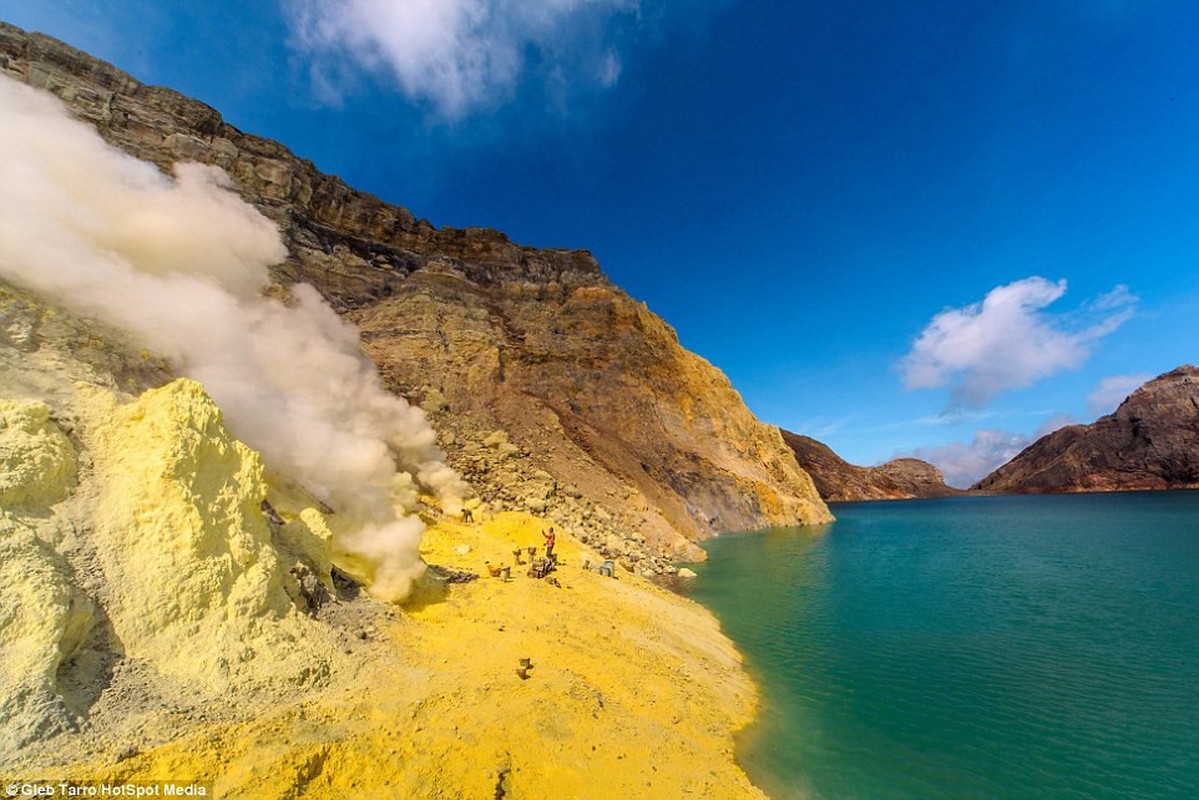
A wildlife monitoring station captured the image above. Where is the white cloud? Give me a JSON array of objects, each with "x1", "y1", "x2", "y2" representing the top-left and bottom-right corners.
[
  {"x1": 1033, "y1": 413, "x2": 1076, "y2": 438},
  {"x1": 905, "y1": 414, "x2": 1076, "y2": 488},
  {"x1": 899, "y1": 276, "x2": 1137, "y2": 408},
  {"x1": 1087, "y1": 373, "x2": 1151, "y2": 417},
  {"x1": 285, "y1": 0, "x2": 640, "y2": 117},
  {"x1": 597, "y1": 49, "x2": 623, "y2": 87},
  {"x1": 908, "y1": 429, "x2": 1032, "y2": 488},
  {"x1": 791, "y1": 416, "x2": 845, "y2": 440}
]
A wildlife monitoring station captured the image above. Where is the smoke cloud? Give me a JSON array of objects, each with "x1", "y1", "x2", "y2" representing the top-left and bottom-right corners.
[
  {"x1": 0, "y1": 75, "x2": 468, "y2": 600},
  {"x1": 899, "y1": 276, "x2": 1137, "y2": 408},
  {"x1": 285, "y1": 0, "x2": 640, "y2": 117}
]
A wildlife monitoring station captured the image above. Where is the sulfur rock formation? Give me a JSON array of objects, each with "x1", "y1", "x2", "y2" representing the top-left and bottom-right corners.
[
  {"x1": 0, "y1": 283, "x2": 765, "y2": 799},
  {"x1": 974, "y1": 365, "x2": 1199, "y2": 494},
  {"x1": 0, "y1": 21, "x2": 830, "y2": 574},
  {"x1": 0, "y1": 285, "x2": 345, "y2": 764},
  {"x1": 0, "y1": 396, "x2": 88, "y2": 751},
  {"x1": 83, "y1": 380, "x2": 324, "y2": 689},
  {"x1": 782, "y1": 429, "x2": 964, "y2": 502}
]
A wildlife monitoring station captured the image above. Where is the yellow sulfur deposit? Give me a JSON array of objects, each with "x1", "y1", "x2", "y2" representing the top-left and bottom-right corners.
[
  {"x1": 0, "y1": 397, "x2": 77, "y2": 508},
  {"x1": 3, "y1": 378, "x2": 766, "y2": 799},
  {"x1": 0, "y1": 518, "x2": 95, "y2": 751},
  {"x1": 80, "y1": 380, "x2": 326, "y2": 690},
  {"x1": 0, "y1": 396, "x2": 93, "y2": 752}
]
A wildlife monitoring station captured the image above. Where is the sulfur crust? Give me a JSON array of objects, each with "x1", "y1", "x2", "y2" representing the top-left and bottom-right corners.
[
  {"x1": 4, "y1": 378, "x2": 766, "y2": 799},
  {"x1": 80, "y1": 380, "x2": 313, "y2": 689}
]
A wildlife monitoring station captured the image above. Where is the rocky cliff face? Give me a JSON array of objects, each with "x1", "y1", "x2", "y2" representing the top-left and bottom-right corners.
[
  {"x1": 974, "y1": 365, "x2": 1199, "y2": 494},
  {"x1": 0, "y1": 22, "x2": 830, "y2": 569},
  {"x1": 781, "y1": 430, "x2": 963, "y2": 502}
]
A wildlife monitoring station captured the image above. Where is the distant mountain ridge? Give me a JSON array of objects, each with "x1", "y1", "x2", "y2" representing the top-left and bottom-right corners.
[
  {"x1": 781, "y1": 430, "x2": 964, "y2": 502},
  {"x1": 974, "y1": 365, "x2": 1199, "y2": 494}
]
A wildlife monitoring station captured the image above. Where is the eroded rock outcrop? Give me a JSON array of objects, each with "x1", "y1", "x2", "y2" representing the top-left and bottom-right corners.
[
  {"x1": 0, "y1": 333, "x2": 343, "y2": 764},
  {"x1": 974, "y1": 365, "x2": 1199, "y2": 493},
  {"x1": 0, "y1": 399, "x2": 91, "y2": 751},
  {"x1": 0, "y1": 21, "x2": 830, "y2": 571},
  {"x1": 874, "y1": 457, "x2": 965, "y2": 498},
  {"x1": 781, "y1": 430, "x2": 963, "y2": 502}
]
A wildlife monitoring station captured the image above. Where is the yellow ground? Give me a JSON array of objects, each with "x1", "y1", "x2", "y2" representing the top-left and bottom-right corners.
[
  {"x1": 54, "y1": 511, "x2": 766, "y2": 799},
  {"x1": 3, "y1": 378, "x2": 767, "y2": 797}
]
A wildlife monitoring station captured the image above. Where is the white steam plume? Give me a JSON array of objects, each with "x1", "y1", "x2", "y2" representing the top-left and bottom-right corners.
[{"x1": 0, "y1": 75, "x2": 468, "y2": 600}]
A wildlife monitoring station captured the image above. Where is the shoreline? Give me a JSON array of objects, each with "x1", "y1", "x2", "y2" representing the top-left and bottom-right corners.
[{"x1": 825, "y1": 485, "x2": 1199, "y2": 508}]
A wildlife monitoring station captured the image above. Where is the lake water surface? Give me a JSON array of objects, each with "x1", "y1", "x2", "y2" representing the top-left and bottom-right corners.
[{"x1": 688, "y1": 492, "x2": 1199, "y2": 800}]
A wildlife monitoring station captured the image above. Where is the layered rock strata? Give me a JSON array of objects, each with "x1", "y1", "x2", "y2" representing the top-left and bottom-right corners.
[
  {"x1": 781, "y1": 430, "x2": 963, "y2": 502},
  {"x1": 974, "y1": 365, "x2": 1199, "y2": 493},
  {"x1": 0, "y1": 21, "x2": 830, "y2": 570}
]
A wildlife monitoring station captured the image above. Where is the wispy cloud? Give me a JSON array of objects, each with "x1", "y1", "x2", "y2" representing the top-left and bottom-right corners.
[
  {"x1": 789, "y1": 415, "x2": 850, "y2": 440},
  {"x1": 898, "y1": 277, "x2": 1137, "y2": 409},
  {"x1": 904, "y1": 415, "x2": 1075, "y2": 488},
  {"x1": 284, "y1": 0, "x2": 641, "y2": 118},
  {"x1": 907, "y1": 429, "x2": 1030, "y2": 488},
  {"x1": 1087, "y1": 372, "x2": 1151, "y2": 417}
]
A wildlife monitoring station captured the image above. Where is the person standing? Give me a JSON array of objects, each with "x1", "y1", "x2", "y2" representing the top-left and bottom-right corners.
[{"x1": 542, "y1": 527, "x2": 556, "y2": 561}]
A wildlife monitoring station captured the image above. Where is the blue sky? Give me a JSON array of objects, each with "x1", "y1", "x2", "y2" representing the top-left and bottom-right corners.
[{"x1": 3, "y1": 1, "x2": 1196, "y2": 485}]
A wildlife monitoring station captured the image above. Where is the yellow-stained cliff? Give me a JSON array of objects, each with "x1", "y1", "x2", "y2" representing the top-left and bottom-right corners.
[
  {"x1": 0, "y1": 284, "x2": 765, "y2": 798},
  {"x1": 353, "y1": 270, "x2": 830, "y2": 567}
]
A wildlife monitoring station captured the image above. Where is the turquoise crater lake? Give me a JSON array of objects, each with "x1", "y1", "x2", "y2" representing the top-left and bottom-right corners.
[{"x1": 688, "y1": 492, "x2": 1199, "y2": 800}]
